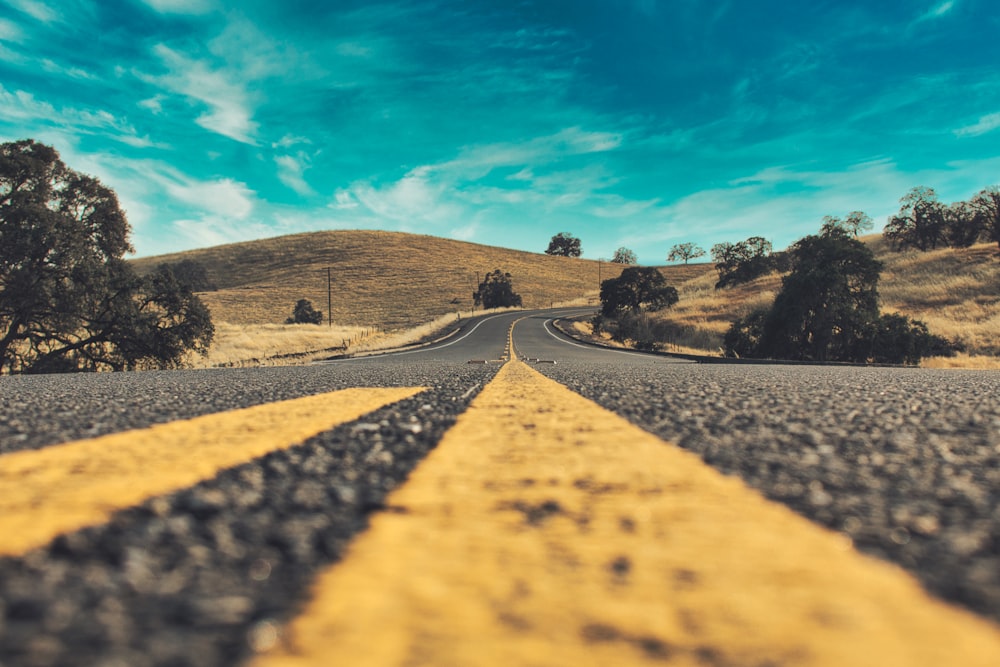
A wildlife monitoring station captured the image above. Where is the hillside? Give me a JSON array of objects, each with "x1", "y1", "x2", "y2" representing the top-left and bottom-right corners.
[
  {"x1": 132, "y1": 230, "x2": 998, "y2": 367},
  {"x1": 131, "y1": 230, "x2": 653, "y2": 330},
  {"x1": 646, "y1": 236, "x2": 1000, "y2": 361}
]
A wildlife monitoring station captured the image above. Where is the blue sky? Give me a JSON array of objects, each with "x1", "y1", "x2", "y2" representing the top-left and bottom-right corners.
[{"x1": 2, "y1": 0, "x2": 999, "y2": 263}]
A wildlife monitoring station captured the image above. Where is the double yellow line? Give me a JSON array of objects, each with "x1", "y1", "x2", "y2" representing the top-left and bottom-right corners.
[
  {"x1": 251, "y1": 357, "x2": 1000, "y2": 666},
  {"x1": 3, "y1": 321, "x2": 999, "y2": 665},
  {"x1": 0, "y1": 387, "x2": 422, "y2": 556}
]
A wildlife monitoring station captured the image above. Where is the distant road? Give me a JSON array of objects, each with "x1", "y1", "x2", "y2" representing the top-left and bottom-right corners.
[{"x1": 2, "y1": 309, "x2": 999, "y2": 665}]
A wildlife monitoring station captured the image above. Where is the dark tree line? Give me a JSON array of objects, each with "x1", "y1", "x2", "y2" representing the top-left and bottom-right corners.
[
  {"x1": 1, "y1": 139, "x2": 214, "y2": 373},
  {"x1": 885, "y1": 185, "x2": 1000, "y2": 252},
  {"x1": 474, "y1": 269, "x2": 522, "y2": 309},
  {"x1": 724, "y1": 227, "x2": 950, "y2": 364}
]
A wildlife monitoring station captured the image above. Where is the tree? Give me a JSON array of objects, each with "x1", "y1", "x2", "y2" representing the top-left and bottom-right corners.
[
  {"x1": 667, "y1": 242, "x2": 706, "y2": 264},
  {"x1": 884, "y1": 186, "x2": 947, "y2": 251},
  {"x1": 757, "y1": 229, "x2": 882, "y2": 362},
  {"x1": 611, "y1": 246, "x2": 637, "y2": 264},
  {"x1": 1, "y1": 139, "x2": 214, "y2": 373},
  {"x1": 159, "y1": 258, "x2": 215, "y2": 292},
  {"x1": 286, "y1": 298, "x2": 323, "y2": 325},
  {"x1": 474, "y1": 269, "x2": 523, "y2": 309},
  {"x1": 820, "y1": 211, "x2": 873, "y2": 238},
  {"x1": 724, "y1": 227, "x2": 944, "y2": 364},
  {"x1": 600, "y1": 266, "x2": 678, "y2": 317},
  {"x1": 711, "y1": 236, "x2": 774, "y2": 288},
  {"x1": 545, "y1": 232, "x2": 582, "y2": 257},
  {"x1": 944, "y1": 200, "x2": 983, "y2": 248},
  {"x1": 970, "y1": 185, "x2": 1000, "y2": 251}
]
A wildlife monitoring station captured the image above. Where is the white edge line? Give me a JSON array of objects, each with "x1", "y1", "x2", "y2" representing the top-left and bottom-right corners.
[
  {"x1": 541, "y1": 318, "x2": 671, "y2": 358},
  {"x1": 319, "y1": 313, "x2": 513, "y2": 362}
]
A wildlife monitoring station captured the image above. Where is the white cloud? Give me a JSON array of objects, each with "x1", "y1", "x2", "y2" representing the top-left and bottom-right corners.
[
  {"x1": 955, "y1": 112, "x2": 1000, "y2": 138},
  {"x1": 0, "y1": 84, "x2": 159, "y2": 147},
  {"x1": 272, "y1": 134, "x2": 311, "y2": 149},
  {"x1": 350, "y1": 166, "x2": 459, "y2": 225},
  {"x1": 146, "y1": 44, "x2": 258, "y2": 144},
  {"x1": 138, "y1": 94, "x2": 165, "y2": 114},
  {"x1": 0, "y1": 17, "x2": 24, "y2": 42},
  {"x1": 919, "y1": 0, "x2": 956, "y2": 21},
  {"x1": 4, "y1": 0, "x2": 57, "y2": 23},
  {"x1": 442, "y1": 127, "x2": 623, "y2": 179},
  {"x1": 139, "y1": 0, "x2": 215, "y2": 15},
  {"x1": 164, "y1": 176, "x2": 255, "y2": 219},
  {"x1": 331, "y1": 189, "x2": 359, "y2": 210},
  {"x1": 275, "y1": 154, "x2": 314, "y2": 196}
]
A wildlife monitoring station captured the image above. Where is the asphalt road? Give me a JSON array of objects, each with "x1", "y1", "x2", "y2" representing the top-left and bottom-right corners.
[{"x1": 1, "y1": 308, "x2": 999, "y2": 665}]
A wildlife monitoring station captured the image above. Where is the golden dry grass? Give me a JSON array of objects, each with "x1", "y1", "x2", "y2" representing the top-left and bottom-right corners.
[
  {"x1": 186, "y1": 322, "x2": 371, "y2": 368},
  {"x1": 133, "y1": 230, "x2": 624, "y2": 330},
  {"x1": 133, "y1": 231, "x2": 626, "y2": 367},
  {"x1": 646, "y1": 236, "x2": 1000, "y2": 366},
  {"x1": 134, "y1": 230, "x2": 999, "y2": 369}
]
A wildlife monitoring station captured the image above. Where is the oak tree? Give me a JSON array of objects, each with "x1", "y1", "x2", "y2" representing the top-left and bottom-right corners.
[{"x1": 1, "y1": 139, "x2": 214, "y2": 373}]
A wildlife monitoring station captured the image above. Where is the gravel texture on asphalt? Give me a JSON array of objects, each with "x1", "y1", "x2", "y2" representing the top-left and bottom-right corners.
[
  {"x1": 534, "y1": 361, "x2": 1000, "y2": 623},
  {"x1": 0, "y1": 362, "x2": 498, "y2": 667},
  {"x1": 0, "y1": 362, "x2": 475, "y2": 453}
]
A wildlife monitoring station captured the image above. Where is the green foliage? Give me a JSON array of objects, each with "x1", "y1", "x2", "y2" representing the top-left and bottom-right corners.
[
  {"x1": 159, "y1": 259, "x2": 215, "y2": 292},
  {"x1": 1, "y1": 139, "x2": 214, "y2": 373},
  {"x1": 286, "y1": 298, "x2": 324, "y2": 325},
  {"x1": 820, "y1": 211, "x2": 873, "y2": 238},
  {"x1": 610, "y1": 246, "x2": 637, "y2": 264},
  {"x1": 710, "y1": 236, "x2": 775, "y2": 289},
  {"x1": 544, "y1": 232, "x2": 582, "y2": 257},
  {"x1": 474, "y1": 269, "x2": 523, "y2": 309},
  {"x1": 941, "y1": 201, "x2": 982, "y2": 248},
  {"x1": 667, "y1": 242, "x2": 706, "y2": 264},
  {"x1": 592, "y1": 312, "x2": 663, "y2": 351},
  {"x1": 758, "y1": 230, "x2": 882, "y2": 361},
  {"x1": 600, "y1": 266, "x2": 678, "y2": 317},
  {"x1": 869, "y1": 313, "x2": 955, "y2": 365},
  {"x1": 723, "y1": 308, "x2": 768, "y2": 359},
  {"x1": 971, "y1": 186, "x2": 1000, "y2": 251},
  {"x1": 884, "y1": 186, "x2": 948, "y2": 251},
  {"x1": 723, "y1": 229, "x2": 945, "y2": 364}
]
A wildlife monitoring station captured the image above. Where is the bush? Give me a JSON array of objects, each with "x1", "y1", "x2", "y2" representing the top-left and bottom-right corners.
[
  {"x1": 600, "y1": 267, "x2": 678, "y2": 316},
  {"x1": 286, "y1": 299, "x2": 323, "y2": 325},
  {"x1": 722, "y1": 229, "x2": 946, "y2": 365},
  {"x1": 474, "y1": 269, "x2": 523, "y2": 309}
]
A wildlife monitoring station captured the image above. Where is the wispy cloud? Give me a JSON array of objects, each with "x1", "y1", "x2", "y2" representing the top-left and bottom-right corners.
[
  {"x1": 955, "y1": 112, "x2": 1000, "y2": 137},
  {"x1": 916, "y1": 0, "x2": 957, "y2": 23},
  {"x1": 3, "y1": 0, "x2": 58, "y2": 23},
  {"x1": 145, "y1": 44, "x2": 258, "y2": 144},
  {"x1": 138, "y1": 0, "x2": 216, "y2": 15},
  {"x1": 0, "y1": 17, "x2": 24, "y2": 42},
  {"x1": 275, "y1": 154, "x2": 314, "y2": 196},
  {"x1": 0, "y1": 84, "x2": 159, "y2": 147}
]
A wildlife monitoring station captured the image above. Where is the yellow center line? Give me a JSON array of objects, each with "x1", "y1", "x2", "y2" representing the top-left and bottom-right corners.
[
  {"x1": 253, "y1": 360, "x2": 1000, "y2": 667},
  {"x1": 0, "y1": 387, "x2": 423, "y2": 557}
]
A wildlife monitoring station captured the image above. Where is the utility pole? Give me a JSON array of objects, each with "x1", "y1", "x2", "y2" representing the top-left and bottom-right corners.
[{"x1": 327, "y1": 267, "x2": 332, "y2": 328}]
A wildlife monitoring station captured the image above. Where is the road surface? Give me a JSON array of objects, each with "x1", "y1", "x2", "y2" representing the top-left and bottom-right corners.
[{"x1": 1, "y1": 308, "x2": 999, "y2": 666}]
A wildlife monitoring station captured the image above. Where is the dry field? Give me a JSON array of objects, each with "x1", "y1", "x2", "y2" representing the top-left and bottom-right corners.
[
  {"x1": 647, "y1": 236, "x2": 1000, "y2": 368},
  {"x1": 133, "y1": 231, "x2": 624, "y2": 367},
  {"x1": 133, "y1": 231, "x2": 999, "y2": 369}
]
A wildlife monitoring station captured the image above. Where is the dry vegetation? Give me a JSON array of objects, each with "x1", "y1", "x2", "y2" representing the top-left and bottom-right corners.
[
  {"x1": 648, "y1": 236, "x2": 1000, "y2": 368},
  {"x1": 133, "y1": 230, "x2": 999, "y2": 369},
  {"x1": 132, "y1": 231, "x2": 625, "y2": 367}
]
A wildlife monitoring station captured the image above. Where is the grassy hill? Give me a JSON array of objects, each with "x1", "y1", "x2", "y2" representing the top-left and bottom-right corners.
[
  {"x1": 131, "y1": 230, "x2": 646, "y2": 330},
  {"x1": 645, "y1": 236, "x2": 1000, "y2": 364},
  {"x1": 131, "y1": 230, "x2": 998, "y2": 367}
]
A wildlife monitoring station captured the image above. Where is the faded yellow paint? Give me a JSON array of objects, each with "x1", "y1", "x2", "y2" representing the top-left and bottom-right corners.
[
  {"x1": 0, "y1": 387, "x2": 422, "y2": 556},
  {"x1": 255, "y1": 361, "x2": 1000, "y2": 667}
]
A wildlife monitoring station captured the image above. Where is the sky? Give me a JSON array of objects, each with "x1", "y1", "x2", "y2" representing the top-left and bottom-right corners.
[{"x1": 2, "y1": 0, "x2": 999, "y2": 263}]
